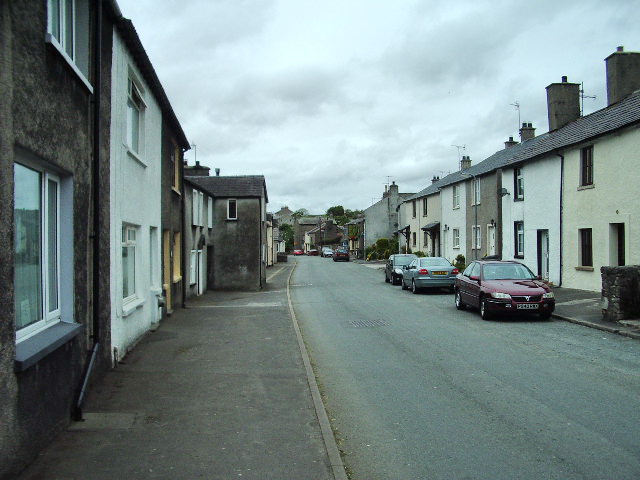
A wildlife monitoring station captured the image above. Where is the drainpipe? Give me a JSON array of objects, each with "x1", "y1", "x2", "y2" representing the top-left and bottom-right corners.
[
  {"x1": 75, "y1": 0, "x2": 103, "y2": 420},
  {"x1": 556, "y1": 152, "x2": 564, "y2": 287},
  {"x1": 181, "y1": 151, "x2": 187, "y2": 308}
]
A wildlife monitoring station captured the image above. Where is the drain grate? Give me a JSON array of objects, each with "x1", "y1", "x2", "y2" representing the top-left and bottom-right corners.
[{"x1": 349, "y1": 319, "x2": 389, "y2": 328}]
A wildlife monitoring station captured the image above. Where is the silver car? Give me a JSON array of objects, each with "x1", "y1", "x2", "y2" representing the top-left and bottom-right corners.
[{"x1": 401, "y1": 257, "x2": 460, "y2": 293}]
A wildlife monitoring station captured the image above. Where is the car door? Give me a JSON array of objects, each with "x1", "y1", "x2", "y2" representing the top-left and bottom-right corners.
[
  {"x1": 404, "y1": 259, "x2": 417, "y2": 286},
  {"x1": 466, "y1": 262, "x2": 482, "y2": 307},
  {"x1": 459, "y1": 262, "x2": 475, "y2": 304}
]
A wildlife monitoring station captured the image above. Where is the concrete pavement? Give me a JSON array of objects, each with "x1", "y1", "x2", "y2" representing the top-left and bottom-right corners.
[{"x1": 16, "y1": 263, "x2": 345, "y2": 480}]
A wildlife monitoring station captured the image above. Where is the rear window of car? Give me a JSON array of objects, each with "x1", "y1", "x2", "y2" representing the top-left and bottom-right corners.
[
  {"x1": 393, "y1": 256, "x2": 414, "y2": 266},
  {"x1": 419, "y1": 258, "x2": 451, "y2": 267}
]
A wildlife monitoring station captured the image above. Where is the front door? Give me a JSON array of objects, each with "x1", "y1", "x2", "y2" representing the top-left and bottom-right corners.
[
  {"x1": 537, "y1": 230, "x2": 549, "y2": 280},
  {"x1": 197, "y1": 249, "x2": 205, "y2": 295},
  {"x1": 162, "y1": 230, "x2": 172, "y2": 312},
  {"x1": 487, "y1": 225, "x2": 496, "y2": 256}
]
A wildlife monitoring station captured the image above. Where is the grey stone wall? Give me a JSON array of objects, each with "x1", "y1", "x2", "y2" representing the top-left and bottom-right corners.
[{"x1": 601, "y1": 266, "x2": 640, "y2": 322}]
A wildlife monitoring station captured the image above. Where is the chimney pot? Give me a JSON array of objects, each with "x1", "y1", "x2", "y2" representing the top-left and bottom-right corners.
[
  {"x1": 561, "y1": 76, "x2": 568, "y2": 82},
  {"x1": 617, "y1": 46, "x2": 624, "y2": 52},
  {"x1": 215, "y1": 168, "x2": 220, "y2": 176}
]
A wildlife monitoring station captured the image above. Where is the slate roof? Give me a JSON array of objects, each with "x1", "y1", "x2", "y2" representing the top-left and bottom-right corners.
[
  {"x1": 433, "y1": 89, "x2": 640, "y2": 190},
  {"x1": 186, "y1": 175, "x2": 268, "y2": 202}
]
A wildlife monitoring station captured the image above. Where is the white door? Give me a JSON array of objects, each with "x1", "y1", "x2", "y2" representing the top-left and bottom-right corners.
[
  {"x1": 487, "y1": 225, "x2": 496, "y2": 256},
  {"x1": 540, "y1": 231, "x2": 549, "y2": 280}
]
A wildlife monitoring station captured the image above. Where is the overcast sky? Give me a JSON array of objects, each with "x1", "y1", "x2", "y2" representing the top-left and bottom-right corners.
[{"x1": 118, "y1": 0, "x2": 639, "y2": 214}]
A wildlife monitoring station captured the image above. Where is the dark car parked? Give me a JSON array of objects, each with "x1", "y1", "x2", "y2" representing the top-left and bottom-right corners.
[
  {"x1": 333, "y1": 248, "x2": 350, "y2": 262},
  {"x1": 384, "y1": 254, "x2": 417, "y2": 285},
  {"x1": 454, "y1": 260, "x2": 555, "y2": 320},
  {"x1": 401, "y1": 257, "x2": 459, "y2": 293}
]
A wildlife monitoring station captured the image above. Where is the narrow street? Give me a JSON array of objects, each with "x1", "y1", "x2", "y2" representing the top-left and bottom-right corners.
[{"x1": 291, "y1": 257, "x2": 640, "y2": 480}]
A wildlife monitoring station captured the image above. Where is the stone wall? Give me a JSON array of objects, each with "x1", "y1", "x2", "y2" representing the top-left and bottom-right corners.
[{"x1": 601, "y1": 266, "x2": 640, "y2": 322}]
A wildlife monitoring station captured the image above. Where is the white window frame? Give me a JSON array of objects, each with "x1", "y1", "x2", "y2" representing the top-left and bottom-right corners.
[
  {"x1": 452, "y1": 185, "x2": 460, "y2": 209},
  {"x1": 207, "y1": 196, "x2": 213, "y2": 228},
  {"x1": 472, "y1": 225, "x2": 481, "y2": 249},
  {"x1": 473, "y1": 177, "x2": 481, "y2": 205},
  {"x1": 126, "y1": 77, "x2": 146, "y2": 156},
  {"x1": 515, "y1": 168, "x2": 524, "y2": 200},
  {"x1": 227, "y1": 199, "x2": 238, "y2": 220},
  {"x1": 422, "y1": 198, "x2": 428, "y2": 216},
  {"x1": 452, "y1": 228, "x2": 460, "y2": 248},
  {"x1": 14, "y1": 165, "x2": 62, "y2": 342},
  {"x1": 122, "y1": 224, "x2": 138, "y2": 302},
  {"x1": 46, "y1": 0, "x2": 92, "y2": 91},
  {"x1": 515, "y1": 221, "x2": 524, "y2": 257}
]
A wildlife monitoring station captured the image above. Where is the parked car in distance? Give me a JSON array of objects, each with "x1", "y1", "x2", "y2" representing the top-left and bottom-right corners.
[
  {"x1": 454, "y1": 260, "x2": 555, "y2": 320},
  {"x1": 321, "y1": 247, "x2": 334, "y2": 257},
  {"x1": 293, "y1": 249, "x2": 304, "y2": 256},
  {"x1": 401, "y1": 257, "x2": 459, "y2": 293},
  {"x1": 385, "y1": 254, "x2": 417, "y2": 285},
  {"x1": 333, "y1": 248, "x2": 350, "y2": 262},
  {"x1": 307, "y1": 249, "x2": 319, "y2": 256}
]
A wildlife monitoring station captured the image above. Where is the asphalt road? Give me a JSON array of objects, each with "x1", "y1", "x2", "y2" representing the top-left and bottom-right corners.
[{"x1": 290, "y1": 256, "x2": 640, "y2": 480}]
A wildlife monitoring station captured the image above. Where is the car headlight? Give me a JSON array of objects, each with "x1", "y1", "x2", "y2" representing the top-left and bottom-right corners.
[
  {"x1": 543, "y1": 292, "x2": 555, "y2": 299},
  {"x1": 491, "y1": 292, "x2": 511, "y2": 299},
  {"x1": 395, "y1": 268, "x2": 403, "y2": 274}
]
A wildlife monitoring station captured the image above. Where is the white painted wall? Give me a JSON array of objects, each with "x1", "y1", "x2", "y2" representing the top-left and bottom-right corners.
[
  {"x1": 440, "y1": 183, "x2": 467, "y2": 264},
  {"x1": 562, "y1": 126, "x2": 640, "y2": 291},
  {"x1": 109, "y1": 31, "x2": 163, "y2": 362},
  {"x1": 501, "y1": 156, "x2": 562, "y2": 284}
]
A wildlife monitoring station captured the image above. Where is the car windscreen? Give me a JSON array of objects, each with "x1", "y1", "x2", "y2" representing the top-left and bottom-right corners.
[
  {"x1": 393, "y1": 256, "x2": 414, "y2": 266},
  {"x1": 420, "y1": 258, "x2": 451, "y2": 267},
  {"x1": 483, "y1": 264, "x2": 535, "y2": 280}
]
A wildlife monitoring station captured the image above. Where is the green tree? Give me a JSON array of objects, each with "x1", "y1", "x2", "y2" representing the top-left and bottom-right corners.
[
  {"x1": 280, "y1": 223, "x2": 294, "y2": 252},
  {"x1": 327, "y1": 205, "x2": 345, "y2": 217},
  {"x1": 291, "y1": 208, "x2": 308, "y2": 221}
]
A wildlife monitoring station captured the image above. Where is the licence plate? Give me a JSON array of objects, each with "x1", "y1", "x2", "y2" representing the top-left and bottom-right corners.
[
  {"x1": 517, "y1": 303, "x2": 539, "y2": 310},
  {"x1": 433, "y1": 271, "x2": 447, "y2": 275}
]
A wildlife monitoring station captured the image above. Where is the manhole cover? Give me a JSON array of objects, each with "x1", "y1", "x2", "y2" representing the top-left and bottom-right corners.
[{"x1": 349, "y1": 319, "x2": 388, "y2": 328}]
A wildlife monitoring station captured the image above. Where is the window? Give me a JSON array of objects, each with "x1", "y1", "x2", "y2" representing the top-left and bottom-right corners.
[
  {"x1": 514, "y1": 168, "x2": 524, "y2": 200},
  {"x1": 452, "y1": 228, "x2": 460, "y2": 248},
  {"x1": 207, "y1": 197, "x2": 213, "y2": 228},
  {"x1": 122, "y1": 225, "x2": 137, "y2": 300},
  {"x1": 192, "y1": 190, "x2": 204, "y2": 226},
  {"x1": 126, "y1": 77, "x2": 145, "y2": 155},
  {"x1": 170, "y1": 146, "x2": 181, "y2": 191},
  {"x1": 514, "y1": 221, "x2": 524, "y2": 257},
  {"x1": 412, "y1": 232, "x2": 417, "y2": 247},
  {"x1": 47, "y1": 0, "x2": 90, "y2": 82},
  {"x1": 172, "y1": 232, "x2": 181, "y2": 282},
  {"x1": 227, "y1": 199, "x2": 237, "y2": 220},
  {"x1": 422, "y1": 198, "x2": 428, "y2": 216},
  {"x1": 412, "y1": 200, "x2": 416, "y2": 218},
  {"x1": 452, "y1": 185, "x2": 460, "y2": 209},
  {"x1": 14, "y1": 164, "x2": 61, "y2": 339},
  {"x1": 472, "y1": 177, "x2": 481, "y2": 205},
  {"x1": 579, "y1": 228, "x2": 593, "y2": 267},
  {"x1": 189, "y1": 250, "x2": 197, "y2": 285},
  {"x1": 580, "y1": 146, "x2": 594, "y2": 186},
  {"x1": 472, "y1": 225, "x2": 481, "y2": 249},
  {"x1": 423, "y1": 230, "x2": 429, "y2": 245}
]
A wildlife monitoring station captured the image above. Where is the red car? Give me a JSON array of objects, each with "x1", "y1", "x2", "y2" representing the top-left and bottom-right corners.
[
  {"x1": 307, "y1": 249, "x2": 319, "y2": 256},
  {"x1": 332, "y1": 248, "x2": 350, "y2": 262},
  {"x1": 454, "y1": 260, "x2": 555, "y2": 320},
  {"x1": 293, "y1": 249, "x2": 304, "y2": 256}
]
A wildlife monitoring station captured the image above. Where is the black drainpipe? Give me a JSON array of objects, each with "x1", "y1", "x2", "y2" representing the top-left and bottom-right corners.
[
  {"x1": 557, "y1": 152, "x2": 564, "y2": 287},
  {"x1": 75, "y1": 0, "x2": 103, "y2": 421}
]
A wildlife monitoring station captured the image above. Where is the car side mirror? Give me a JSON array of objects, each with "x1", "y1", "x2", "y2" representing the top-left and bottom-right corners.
[{"x1": 536, "y1": 275, "x2": 542, "y2": 280}]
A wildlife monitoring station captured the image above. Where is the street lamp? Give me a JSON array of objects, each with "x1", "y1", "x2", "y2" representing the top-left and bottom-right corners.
[{"x1": 460, "y1": 171, "x2": 478, "y2": 260}]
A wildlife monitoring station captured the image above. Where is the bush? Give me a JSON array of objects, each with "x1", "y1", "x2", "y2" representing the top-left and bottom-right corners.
[
  {"x1": 414, "y1": 251, "x2": 426, "y2": 257},
  {"x1": 453, "y1": 254, "x2": 466, "y2": 271}
]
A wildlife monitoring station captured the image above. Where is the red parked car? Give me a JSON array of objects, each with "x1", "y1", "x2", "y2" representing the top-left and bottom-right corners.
[
  {"x1": 307, "y1": 249, "x2": 319, "y2": 256},
  {"x1": 292, "y1": 249, "x2": 304, "y2": 256},
  {"x1": 454, "y1": 260, "x2": 555, "y2": 320}
]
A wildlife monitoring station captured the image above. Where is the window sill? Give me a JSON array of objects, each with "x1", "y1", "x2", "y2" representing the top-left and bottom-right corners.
[
  {"x1": 452, "y1": 206, "x2": 460, "y2": 210},
  {"x1": 575, "y1": 266, "x2": 594, "y2": 272},
  {"x1": 226, "y1": 218, "x2": 238, "y2": 221},
  {"x1": 514, "y1": 255, "x2": 524, "y2": 259},
  {"x1": 514, "y1": 197, "x2": 524, "y2": 202},
  {"x1": 126, "y1": 147, "x2": 147, "y2": 167},
  {"x1": 578, "y1": 184, "x2": 595, "y2": 191},
  {"x1": 171, "y1": 187, "x2": 182, "y2": 196},
  {"x1": 172, "y1": 276, "x2": 182, "y2": 284},
  {"x1": 15, "y1": 321, "x2": 83, "y2": 372},
  {"x1": 122, "y1": 296, "x2": 145, "y2": 317},
  {"x1": 46, "y1": 34, "x2": 93, "y2": 93}
]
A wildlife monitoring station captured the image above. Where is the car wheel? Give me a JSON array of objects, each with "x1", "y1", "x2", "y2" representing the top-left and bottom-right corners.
[
  {"x1": 411, "y1": 279, "x2": 419, "y2": 294},
  {"x1": 401, "y1": 279, "x2": 408, "y2": 290},
  {"x1": 333, "y1": 258, "x2": 337, "y2": 262},
  {"x1": 455, "y1": 290, "x2": 465, "y2": 310},
  {"x1": 480, "y1": 297, "x2": 492, "y2": 320}
]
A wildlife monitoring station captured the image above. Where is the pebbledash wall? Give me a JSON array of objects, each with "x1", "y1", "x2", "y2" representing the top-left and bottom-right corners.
[{"x1": 0, "y1": 1, "x2": 113, "y2": 477}]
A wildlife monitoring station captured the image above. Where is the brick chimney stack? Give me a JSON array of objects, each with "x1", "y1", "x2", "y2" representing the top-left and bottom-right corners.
[
  {"x1": 519, "y1": 122, "x2": 536, "y2": 141},
  {"x1": 504, "y1": 136, "x2": 518, "y2": 149},
  {"x1": 546, "y1": 76, "x2": 580, "y2": 131},
  {"x1": 460, "y1": 155, "x2": 471, "y2": 170},
  {"x1": 605, "y1": 46, "x2": 640, "y2": 106}
]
